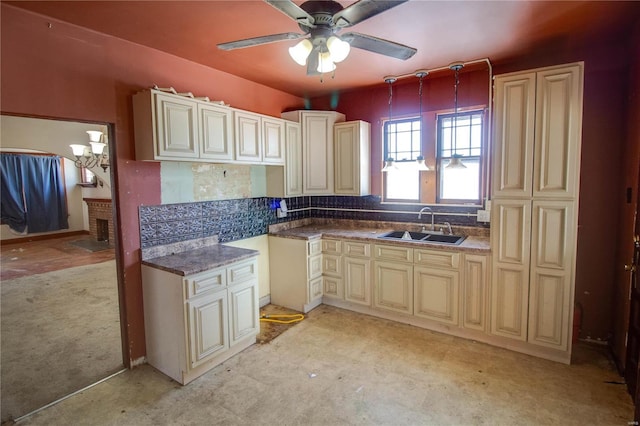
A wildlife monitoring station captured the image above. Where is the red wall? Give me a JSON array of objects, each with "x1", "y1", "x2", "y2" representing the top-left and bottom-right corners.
[
  {"x1": 310, "y1": 34, "x2": 633, "y2": 341},
  {"x1": 1, "y1": 4, "x2": 303, "y2": 364}
]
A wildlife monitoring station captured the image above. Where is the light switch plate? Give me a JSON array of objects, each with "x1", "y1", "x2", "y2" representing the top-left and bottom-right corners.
[{"x1": 477, "y1": 209, "x2": 490, "y2": 223}]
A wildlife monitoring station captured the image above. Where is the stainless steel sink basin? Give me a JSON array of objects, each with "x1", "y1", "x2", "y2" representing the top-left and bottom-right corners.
[
  {"x1": 378, "y1": 231, "x2": 466, "y2": 245},
  {"x1": 378, "y1": 231, "x2": 431, "y2": 240}
]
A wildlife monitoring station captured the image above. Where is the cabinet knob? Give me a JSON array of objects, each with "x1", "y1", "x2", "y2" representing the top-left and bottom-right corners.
[{"x1": 625, "y1": 264, "x2": 636, "y2": 272}]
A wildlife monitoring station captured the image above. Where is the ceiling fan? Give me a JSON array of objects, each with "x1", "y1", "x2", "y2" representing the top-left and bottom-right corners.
[{"x1": 217, "y1": 0, "x2": 417, "y2": 75}]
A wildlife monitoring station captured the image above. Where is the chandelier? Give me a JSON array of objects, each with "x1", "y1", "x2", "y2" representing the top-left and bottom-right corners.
[{"x1": 70, "y1": 130, "x2": 109, "y2": 172}]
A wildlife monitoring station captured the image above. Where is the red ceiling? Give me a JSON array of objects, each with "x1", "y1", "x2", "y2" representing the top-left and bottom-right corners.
[{"x1": 6, "y1": 1, "x2": 639, "y2": 98}]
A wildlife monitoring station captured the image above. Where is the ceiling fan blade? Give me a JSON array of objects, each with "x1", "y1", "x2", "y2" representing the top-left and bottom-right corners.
[
  {"x1": 217, "y1": 33, "x2": 303, "y2": 50},
  {"x1": 341, "y1": 32, "x2": 416, "y2": 60},
  {"x1": 306, "y1": 49, "x2": 321, "y2": 76},
  {"x1": 333, "y1": 0, "x2": 408, "y2": 28},
  {"x1": 266, "y1": 0, "x2": 316, "y2": 27}
]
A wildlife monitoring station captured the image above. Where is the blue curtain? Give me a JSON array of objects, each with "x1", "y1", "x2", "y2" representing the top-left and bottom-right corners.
[{"x1": 0, "y1": 154, "x2": 69, "y2": 233}]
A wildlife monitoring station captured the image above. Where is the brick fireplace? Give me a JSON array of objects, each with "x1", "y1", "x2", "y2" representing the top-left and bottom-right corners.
[{"x1": 84, "y1": 198, "x2": 114, "y2": 246}]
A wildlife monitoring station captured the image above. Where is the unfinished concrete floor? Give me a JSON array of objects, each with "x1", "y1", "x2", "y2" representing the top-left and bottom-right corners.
[{"x1": 18, "y1": 305, "x2": 634, "y2": 425}]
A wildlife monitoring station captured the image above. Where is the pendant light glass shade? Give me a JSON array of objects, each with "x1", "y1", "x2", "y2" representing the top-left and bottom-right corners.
[
  {"x1": 446, "y1": 154, "x2": 467, "y2": 169},
  {"x1": 446, "y1": 62, "x2": 465, "y2": 169},
  {"x1": 317, "y1": 50, "x2": 336, "y2": 73},
  {"x1": 289, "y1": 39, "x2": 313, "y2": 65},
  {"x1": 381, "y1": 158, "x2": 398, "y2": 172},
  {"x1": 326, "y1": 36, "x2": 350, "y2": 63},
  {"x1": 416, "y1": 156, "x2": 429, "y2": 171}
]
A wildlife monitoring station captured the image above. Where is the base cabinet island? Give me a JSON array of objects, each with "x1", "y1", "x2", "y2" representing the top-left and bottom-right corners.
[{"x1": 141, "y1": 242, "x2": 259, "y2": 385}]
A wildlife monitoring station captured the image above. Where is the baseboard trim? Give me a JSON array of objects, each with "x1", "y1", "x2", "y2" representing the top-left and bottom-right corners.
[
  {"x1": 259, "y1": 295, "x2": 271, "y2": 308},
  {"x1": 1, "y1": 230, "x2": 89, "y2": 245}
]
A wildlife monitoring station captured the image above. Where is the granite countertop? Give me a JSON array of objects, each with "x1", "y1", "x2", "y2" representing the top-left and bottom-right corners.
[
  {"x1": 270, "y1": 224, "x2": 490, "y2": 254},
  {"x1": 142, "y1": 244, "x2": 259, "y2": 276}
]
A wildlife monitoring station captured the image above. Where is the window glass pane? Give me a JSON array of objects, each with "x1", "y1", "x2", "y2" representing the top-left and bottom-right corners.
[
  {"x1": 440, "y1": 157, "x2": 480, "y2": 200},
  {"x1": 386, "y1": 162, "x2": 419, "y2": 200}
]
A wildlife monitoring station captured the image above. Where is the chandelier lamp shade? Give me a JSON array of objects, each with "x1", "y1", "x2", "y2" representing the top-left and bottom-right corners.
[
  {"x1": 289, "y1": 35, "x2": 350, "y2": 73},
  {"x1": 70, "y1": 130, "x2": 109, "y2": 172}
]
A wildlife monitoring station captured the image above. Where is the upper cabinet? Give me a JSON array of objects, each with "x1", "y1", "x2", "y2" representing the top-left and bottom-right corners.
[
  {"x1": 133, "y1": 88, "x2": 287, "y2": 165},
  {"x1": 334, "y1": 121, "x2": 371, "y2": 196},
  {"x1": 233, "y1": 110, "x2": 285, "y2": 165},
  {"x1": 134, "y1": 89, "x2": 233, "y2": 162},
  {"x1": 199, "y1": 103, "x2": 234, "y2": 161},
  {"x1": 282, "y1": 110, "x2": 346, "y2": 195},
  {"x1": 493, "y1": 64, "x2": 583, "y2": 200},
  {"x1": 266, "y1": 121, "x2": 302, "y2": 198}
]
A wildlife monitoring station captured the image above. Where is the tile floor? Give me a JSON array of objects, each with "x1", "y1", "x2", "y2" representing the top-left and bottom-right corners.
[{"x1": 18, "y1": 305, "x2": 634, "y2": 425}]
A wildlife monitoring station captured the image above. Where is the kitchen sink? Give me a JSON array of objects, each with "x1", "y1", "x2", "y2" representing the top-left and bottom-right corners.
[
  {"x1": 378, "y1": 231, "x2": 431, "y2": 241},
  {"x1": 378, "y1": 231, "x2": 466, "y2": 245}
]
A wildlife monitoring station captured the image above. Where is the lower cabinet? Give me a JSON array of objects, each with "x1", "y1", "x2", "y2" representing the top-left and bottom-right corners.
[
  {"x1": 142, "y1": 257, "x2": 259, "y2": 385},
  {"x1": 462, "y1": 254, "x2": 489, "y2": 332},
  {"x1": 269, "y1": 236, "x2": 323, "y2": 313},
  {"x1": 373, "y1": 261, "x2": 413, "y2": 314},
  {"x1": 344, "y1": 257, "x2": 372, "y2": 306},
  {"x1": 414, "y1": 266, "x2": 459, "y2": 325}
]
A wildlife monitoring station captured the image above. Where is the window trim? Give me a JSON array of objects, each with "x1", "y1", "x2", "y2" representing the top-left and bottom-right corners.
[{"x1": 435, "y1": 109, "x2": 486, "y2": 205}]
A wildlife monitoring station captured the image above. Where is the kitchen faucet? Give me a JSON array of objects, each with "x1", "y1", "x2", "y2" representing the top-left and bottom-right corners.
[{"x1": 418, "y1": 206, "x2": 435, "y2": 232}]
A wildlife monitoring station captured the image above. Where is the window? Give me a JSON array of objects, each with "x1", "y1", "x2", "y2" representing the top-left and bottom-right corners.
[
  {"x1": 382, "y1": 109, "x2": 485, "y2": 204},
  {"x1": 383, "y1": 117, "x2": 421, "y2": 201},
  {"x1": 437, "y1": 111, "x2": 484, "y2": 203}
]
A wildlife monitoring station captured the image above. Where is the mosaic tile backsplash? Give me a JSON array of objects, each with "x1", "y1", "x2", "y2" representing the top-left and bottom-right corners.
[{"x1": 139, "y1": 195, "x2": 485, "y2": 248}]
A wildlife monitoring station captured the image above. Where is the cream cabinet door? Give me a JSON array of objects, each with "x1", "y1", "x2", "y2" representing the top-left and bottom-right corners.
[
  {"x1": 462, "y1": 254, "x2": 489, "y2": 331},
  {"x1": 154, "y1": 93, "x2": 199, "y2": 159},
  {"x1": 414, "y1": 266, "x2": 459, "y2": 325},
  {"x1": 528, "y1": 200, "x2": 575, "y2": 350},
  {"x1": 262, "y1": 117, "x2": 285, "y2": 165},
  {"x1": 490, "y1": 199, "x2": 531, "y2": 340},
  {"x1": 228, "y1": 280, "x2": 258, "y2": 346},
  {"x1": 234, "y1": 111, "x2": 262, "y2": 162},
  {"x1": 285, "y1": 122, "x2": 303, "y2": 196},
  {"x1": 491, "y1": 263, "x2": 529, "y2": 340},
  {"x1": 373, "y1": 261, "x2": 413, "y2": 314},
  {"x1": 323, "y1": 276, "x2": 344, "y2": 300},
  {"x1": 187, "y1": 290, "x2": 228, "y2": 368},
  {"x1": 533, "y1": 65, "x2": 583, "y2": 199},
  {"x1": 344, "y1": 257, "x2": 371, "y2": 306},
  {"x1": 199, "y1": 103, "x2": 233, "y2": 161},
  {"x1": 493, "y1": 72, "x2": 535, "y2": 198},
  {"x1": 334, "y1": 121, "x2": 371, "y2": 196},
  {"x1": 302, "y1": 113, "x2": 334, "y2": 194},
  {"x1": 308, "y1": 276, "x2": 323, "y2": 304}
]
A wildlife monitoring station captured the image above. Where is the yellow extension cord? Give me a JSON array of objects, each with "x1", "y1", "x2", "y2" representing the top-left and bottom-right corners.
[{"x1": 259, "y1": 313, "x2": 305, "y2": 324}]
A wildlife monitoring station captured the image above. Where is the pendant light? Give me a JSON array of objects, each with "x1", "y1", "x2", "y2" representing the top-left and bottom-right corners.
[
  {"x1": 446, "y1": 62, "x2": 467, "y2": 169},
  {"x1": 382, "y1": 76, "x2": 398, "y2": 172},
  {"x1": 415, "y1": 70, "x2": 429, "y2": 171}
]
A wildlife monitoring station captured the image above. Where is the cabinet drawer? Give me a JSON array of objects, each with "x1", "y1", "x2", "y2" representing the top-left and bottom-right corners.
[
  {"x1": 308, "y1": 240, "x2": 322, "y2": 256},
  {"x1": 344, "y1": 241, "x2": 371, "y2": 258},
  {"x1": 322, "y1": 239, "x2": 342, "y2": 255},
  {"x1": 322, "y1": 254, "x2": 342, "y2": 276},
  {"x1": 185, "y1": 266, "x2": 227, "y2": 298},
  {"x1": 308, "y1": 254, "x2": 322, "y2": 279},
  {"x1": 374, "y1": 245, "x2": 413, "y2": 263},
  {"x1": 308, "y1": 276, "x2": 323, "y2": 303},
  {"x1": 227, "y1": 258, "x2": 258, "y2": 286},
  {"x1": 414, "y1": 249, "x2": 460, "y2": 269}
]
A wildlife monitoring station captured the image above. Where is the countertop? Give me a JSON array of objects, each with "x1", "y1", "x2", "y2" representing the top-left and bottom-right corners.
[
  {"x1": 269, "y1": 225, "x2": 490, "y2": 253},
  {"x1": 141, "y1": 244, "x2": 259, "y2": 276}
]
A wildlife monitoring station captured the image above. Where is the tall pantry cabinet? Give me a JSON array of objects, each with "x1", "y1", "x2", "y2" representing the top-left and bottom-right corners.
[{"x1": 491, "y1": 63, "x2": 583, "y2": 362}]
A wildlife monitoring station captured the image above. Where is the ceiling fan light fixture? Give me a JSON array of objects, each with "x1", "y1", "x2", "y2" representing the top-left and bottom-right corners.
[
  {"x1": 289, "y1": 39, "x2": 313, "y2": 65},
  {"x1": 317, "y1": 50, "x2": 336, "y2": 73},
  {"x1": 326, "y1": 36, "x2": 350, "y2": 63}
]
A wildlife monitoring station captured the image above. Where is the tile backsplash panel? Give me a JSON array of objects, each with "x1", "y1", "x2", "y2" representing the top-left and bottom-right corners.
[
  {"x1": 139, "y1": 197, "x2": 309, "y2": 248},
  {"x1": 139, "y1": 195, "x2": 486, "y2": 249}
]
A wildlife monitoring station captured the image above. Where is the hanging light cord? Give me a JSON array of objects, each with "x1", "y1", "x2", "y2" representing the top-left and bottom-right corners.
[
  {"x1": 384, "y1": 77, "x2": 396, "y2": 161},
  {"x1": 453, "y1": 66, "x2": 460, "y2": 156}
]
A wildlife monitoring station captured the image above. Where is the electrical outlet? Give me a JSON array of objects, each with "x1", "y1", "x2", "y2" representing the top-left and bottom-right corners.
[{"x1": 477, "y1": 209, "x2": 490, "y2": 223}]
